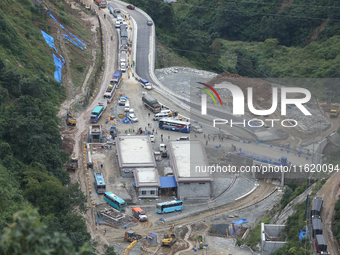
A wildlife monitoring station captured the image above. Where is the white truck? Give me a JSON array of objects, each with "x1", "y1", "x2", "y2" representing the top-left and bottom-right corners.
[
  {"x1": 104, "y1": 84, "x2": 116, "y2": 102},
  {"x1": 120, "y1": 51, "x2": 127, "y2": 72},
  {"x1": 98, "y1": 99, "x2": 107, "y2": 111}
]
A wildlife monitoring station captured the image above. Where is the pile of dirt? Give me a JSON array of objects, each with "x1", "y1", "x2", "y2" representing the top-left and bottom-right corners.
[
  {"x1": 60, "y1": 134, "x2": 75, "y2": 155},
  {"x1": 188, "y1": 222, "x2": 208, "y2": 241},
  {"x1": 173, "y1": 226, "x2": 188, "y2": 239},
  {"x1": 206, "y1": 72, "x2": 273, "y2": 110}
]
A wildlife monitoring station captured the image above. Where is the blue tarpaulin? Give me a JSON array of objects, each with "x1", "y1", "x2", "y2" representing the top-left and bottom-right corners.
[
  {"x1": 231, "y1": 219, "x2": 248, "y2": 225},
  {"x1": 63, "y1": 34, "x2": 84, "y2": 50},
  {"x1": 41, "y1": 30, "x2": 58, "y2": 53},
  {"x1": 53, "y1": 54, "x2": 62, "y2": 84},
  {"x1": 60, "y1": 25, "x2": 87, "y2": 47},
  {"x1": 159, "y1": 176, "x2": 177, "y2": 188},
  {"x1": 299, "y1": 227, "x2": 308, "y2": 241},
  {"x1": 48, "y1": 11, "x2": 58, "y2": 23},
  {"x1": 68, "y1": 30, "x2": 87, "y2": 47}
]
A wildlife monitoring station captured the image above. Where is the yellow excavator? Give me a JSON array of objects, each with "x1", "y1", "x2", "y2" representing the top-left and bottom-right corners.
[
  {"x1": 66, "y1": 105, "x2": 77, "y2": 126},
  {"x1": 162, "y1": 224, "x2": 176, "y2": 247}
]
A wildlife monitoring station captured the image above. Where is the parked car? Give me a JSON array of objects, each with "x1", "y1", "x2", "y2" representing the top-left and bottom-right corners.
[
  {"x1": 192, "y1": 125, "x2": 203, "y2": 133},
  {"x1": 118, "y1": 97, "x2": 128, "y2": 106},
  {"x1": 127, "y1": 4, "x2": 135, "y2": 10},
  {"x1": 128, "y1": 113, "x2": 138, "y2": 123},
  {"x1": 149, "y1": 135, "x2": 155, "y2": 142},
  {"x1": 147, "y1": 19, "x2": 153, "y2": 26},
  {"x1": 176, "y1": 136, "x2": 189, "y2": 141}
]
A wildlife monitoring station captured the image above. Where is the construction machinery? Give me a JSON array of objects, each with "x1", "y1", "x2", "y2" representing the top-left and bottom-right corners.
[
  {"x1": 162, "y1": 224, "x2": 176, "y2": 247},
  {"x1": 66, "y1": 154, "x2": 78, "y2": 172},
  {"x1": 330, "y1": 107, "x2": 339, "y2": 118},
  {"x1": 66, "y1": 106, "x2": 77, "y2": 126},
  {"x1": 124, "y1": 230, "x2": 142, "y2": 242}
]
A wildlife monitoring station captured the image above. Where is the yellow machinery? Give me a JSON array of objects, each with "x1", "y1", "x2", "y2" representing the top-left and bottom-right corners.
[
  {"x1": 66, "y1": 106, "x2": 77, "y2": 125},
  {"x1": 162, "y1": 224, "x2": 176, "y2": 247},
  {"x1": 168, "y1": 110, "x2": 183, "y2": 121},
  {"x1": 330, "y1": 108, "x2": 339, "y2": 118},
  {"x1": 124, "y1": 230, "x2": 142, "y2": 242},
  {"x1": 66, "y1": 156, "x2": 78, "y2": 172}
]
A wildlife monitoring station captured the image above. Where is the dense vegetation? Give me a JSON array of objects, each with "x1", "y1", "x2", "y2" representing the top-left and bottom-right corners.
[
  {"x1": 131, "y1": 0, "x2": 340, "y2": 82},
  {"x1": 0, "y1": 0, "x2": 98, "y2": 253},
  {"x1": 333, "y1": 196, "x2": 340, "y2": 245},
  {"x1": 272, "y1": 202, "x2": 311, "y2": 255}
]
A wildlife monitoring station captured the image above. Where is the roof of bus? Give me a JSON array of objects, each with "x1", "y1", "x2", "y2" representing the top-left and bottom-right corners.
[
  {"x1": 95, "y1": 173, "x2": 105, "y2": 185},
  {"x1": 156, "y1": 200, "x2": 182, "y2": 206},
  {"x1": 92, "y1": 106, "x2": 103, "y2": 115},
  {"x1": 104, "y1": 191, "x2": 126, "y2": 203},
  {"x1": 159, "y1": 119, "x2": 189, "y2": 124}
]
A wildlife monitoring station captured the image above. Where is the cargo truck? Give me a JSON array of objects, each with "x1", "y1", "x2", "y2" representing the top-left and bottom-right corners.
[
  {"x1": 104, "y1": 84, "x2": 116, "y2": 101},
  {"x1": 94, "y1": 0, "x2": 107, "y2": 8},
  {"x1": 120, "y1": 52, "x2": 127, "y2": 72},
  {"x1": 98, "y1": 99, "x2": 107, "y2": 109},
  {"x1": 110, "y1": 70, "x2": 122, "y2": 85},
  {"x1": 91, "y1": 106, "x2": 105, "y2": 123},
  {"x1": 132, "y1": 207, "x2": 148, "y2": 222},
  {"x1": 142, "y1": 94, "x2": 161, "y2": 113}
]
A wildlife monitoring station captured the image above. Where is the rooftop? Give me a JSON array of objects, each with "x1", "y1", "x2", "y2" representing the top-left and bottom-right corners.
[
  {"x1": 169, "y1": 141, "x2": 212, "y2": 182},
  {"x1": 116, "y1": 136, "x2": 156, "y2": 168},
  {"x1": 134, "y1": 168, "x2": 160, "y2": 187}
]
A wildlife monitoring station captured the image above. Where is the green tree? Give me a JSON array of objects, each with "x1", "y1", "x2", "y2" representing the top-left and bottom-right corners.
[
  {"x1": 0, "y1": 207, "x2": 93, "y2": 255},
  {"x1": 103, "y1": 245, "x2": 117, "y2": 255}
]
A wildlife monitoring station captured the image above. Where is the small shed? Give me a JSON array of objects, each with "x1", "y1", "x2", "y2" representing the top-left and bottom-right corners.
[{"x1": 148, "y1": 233, "x2": 157, "y2": 245}]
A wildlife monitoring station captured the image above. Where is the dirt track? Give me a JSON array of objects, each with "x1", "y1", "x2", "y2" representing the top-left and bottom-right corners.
[
  {"x1": 56, "y1": 2, "x2": 340, "y2": 255},
  {"x1": 317, "y1": 172, "x2": 340, "y2": 255}
]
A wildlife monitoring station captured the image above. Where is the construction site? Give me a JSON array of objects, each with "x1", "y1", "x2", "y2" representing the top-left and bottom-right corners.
[{"x1": 56, "y1": 1, "x2": 340, "y2": 254}]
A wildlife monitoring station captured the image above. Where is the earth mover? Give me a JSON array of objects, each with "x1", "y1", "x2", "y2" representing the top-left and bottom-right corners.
[
  {"x1": 124, "y1": 230, "x2": 142, "y2": 242},
  {"x1": 66, "y1": 154, "x2": 78, "y2": 172},
  {"x1": 66, "y1": 106, "x2": 77, "y2": 126},
  {"x1": 162, "y1": 224, "x2": 176, "y2": 247}
]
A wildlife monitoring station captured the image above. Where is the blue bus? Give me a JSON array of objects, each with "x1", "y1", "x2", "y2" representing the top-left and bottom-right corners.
[
  {"x1": 159, "y1": 119, "x2": 190, "y2": 133},
  {"x1": 103, "y1": 192, "x2": 127, "y2": 211},
  {"x1": 156, "y1": 200, "x2": 183, "y2": 214},
  {"x1": 94, "y1": 173, "x2": 106, "y2": 194}
]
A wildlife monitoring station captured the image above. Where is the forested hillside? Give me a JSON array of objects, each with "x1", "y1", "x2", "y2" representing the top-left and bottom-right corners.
[
  {"x1": 132, "y1": 0, "x2": 340, "y2": 82},
  {"x1": 0, "y1": 0, "x2": 94, "y2": 253}
]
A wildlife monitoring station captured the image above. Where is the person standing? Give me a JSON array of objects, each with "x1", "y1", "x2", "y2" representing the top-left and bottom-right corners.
[{"x1": 206, "y1": 140, "x2": 208, "y2": 146}]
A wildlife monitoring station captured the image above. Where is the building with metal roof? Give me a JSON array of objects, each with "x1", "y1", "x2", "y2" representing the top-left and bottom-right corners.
[
  {"x1": 116, "y1": 135, "x2": 156, "y2": 176},
  {"x1": 168, "y1": 140, "x2": 213, "y2": 200},
  {"x1": 133, "y1": 168, "x2": 160, "y2": 198}
]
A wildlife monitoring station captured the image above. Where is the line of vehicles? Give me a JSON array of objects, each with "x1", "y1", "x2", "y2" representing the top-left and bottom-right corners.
[{"x1": 311, "y1": 197, "x2": 330, "y2": 255}]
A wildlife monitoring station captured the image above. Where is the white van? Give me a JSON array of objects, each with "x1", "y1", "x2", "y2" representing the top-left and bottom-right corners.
[
  {"x1": 117, "y1": 15, "x2": 123, "y2": 23},
  {"x1": 160, "y1": 109, "x2": 171, "y2": 115},
  {"x1": 153, "y1": 112, "x2": 168, "y2": 121},
  {"x1": 124, "y1": 101, "x2": 130, "y2": 112}
]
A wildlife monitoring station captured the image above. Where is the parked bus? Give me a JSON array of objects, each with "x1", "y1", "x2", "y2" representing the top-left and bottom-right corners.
[
  {"x1": 156, "y1": 200, "x2": 183, "y2": 214},
  {"x1": 94, "y1": 173, "x2": 106, "y2": 194},
  {"x1": 159, "y1": 119, "x2": 190, "y2": 133},
  {"x1": 103, "y1": 191, "x2": 127, "y2": 211}
]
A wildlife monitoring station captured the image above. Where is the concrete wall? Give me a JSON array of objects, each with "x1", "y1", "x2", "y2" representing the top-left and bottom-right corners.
[
  {"x1": 138, "y1": 187, "x2": 158, "y2": 198},
  {"x1": 177, "y1": 182, "x2": 211, "y2": 200},
  {"x1": 261, "y1": 223, "x2": 287, "y2": 255}
]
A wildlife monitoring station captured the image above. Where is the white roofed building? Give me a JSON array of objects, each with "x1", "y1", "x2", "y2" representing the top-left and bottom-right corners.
[{"x1": 168, "y1": 140, "x2": 213, "y2": 200}]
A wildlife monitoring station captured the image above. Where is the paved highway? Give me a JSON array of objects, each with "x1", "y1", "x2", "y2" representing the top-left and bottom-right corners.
[{"x1": 113, "y1": 1, "x2": 285, "y2": 137}]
